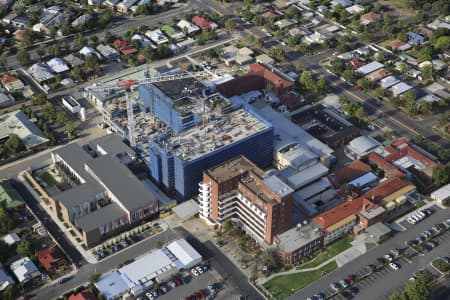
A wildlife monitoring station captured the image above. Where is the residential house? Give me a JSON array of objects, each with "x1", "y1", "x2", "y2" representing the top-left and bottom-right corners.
[
  {"x1": 161, "y1": 25, "x2": 185, "y2": 41},
  {"x1": 2, "y1": 233, "x2": 20, "y2": 246},
  {"x1": 360, "y1": 12, "x2": 381, "y2": 25},
  {"x1": 36, "y1": 246, "x2": 67, "y2": 272},
  {"x1": 331, "y1": 0, "x2": 352, "y2": 8},
  {"x1": 68, "y1": 289, "x2": 97, "y2": 300},
  {"x1": 79, "y1": 46, "x2": 103, "y2": 60},
  {"x1": 71, "y1": 14, "x2": 93, "y2": 27},
  {"x1": 1, "y1": 74, "x2": 25, "y2": 92},
  {"x1": 10, "y1": 257, "x2": 41, "y2": 283},
  {"x1": 367, "y1": 152, "x2": 405, "y2": 179},
  {"x1": 346, "y1": 4, "x2": 364, "y2": 15},
  {"x1": 64, "y1": 54, "x2": 84, "y2": 68},
  {"x1": 145, "y1": 30, "x2": 169, "y2": 45},
  {"x1": 131, "y1": 34, "x2": 154, "y2": 48},
  {"x1": 365, "y1": 69, "x2": 390, "y2": 82},
  {"x1": 406, "y1": 32, "x2": 426, "y2": 45},
  {"x1": 347, "y1": 58, "x2": 366, "y2": 70},
  {"x1": 27, "y1": 63, "x2": 55, "y2": 83},
  {"x1": 220, "y1": 45, "x2": 254, "y2": 66},
  {"x1": 177, "y1": 20, "x2": 200, "y2": 35},
  {"x1": 10, "y1": 16, "x2": 30, "y2": 28},
  {"x1": 117, "y1": 0, "x2": 139, "y2": 13},
  {"x1": 428, "y1": 19, "x2": 450, "y2": 30},
  {"x1": 389, "y1": 82, "x2": 413, "y2": 96},
  {"x1": 419, "y1": 25, "x2": 434, "y2": 38},
  {"x1": 389, "y1": 40, "x2": 412, "y2": 52},
  {"x1": 47, "y1": 57, "x2": 70, "y2": 74},
  {"x1": 274, "y1": 18, "x2": 298, "y2": 30},
  {"x1": 96, "y1": 44, "x2": 120, "y2": 61},
  {"x1": 192, "y1": 16, "x2": 218, "y2": 31},
  {"x1": 0, "y1": 263, "x2": 14, "y2": 292}
]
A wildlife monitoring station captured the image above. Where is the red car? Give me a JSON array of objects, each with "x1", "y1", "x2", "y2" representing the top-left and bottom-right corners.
[
  {"x1": 194, "y1": 292, "x2": 202, "y2": 300},
  {"x1": 347, "y1": 275, "x2": 356, "y2": 284},
  {"x1": 354, "y1": 85, "x2": 362, "y2": 91},
  {"x1": 198, "y1": 289, "x2": 207, "y2": 297}
]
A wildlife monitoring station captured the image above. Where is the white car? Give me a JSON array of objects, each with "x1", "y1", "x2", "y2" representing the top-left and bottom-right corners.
[
  {"x1": 196, "y1": 266, "x2": 204, "y2": 274},
  {"x1": 407, "y1": 217, "x2": 416, "y2": 225},
  {"x1": 191, "y1": 268, "x2": 199, "y2": 276},
  {"x1": 145, "y1": 292, "x2": 154, "y2": 300},
  {"x1": 389, "y1": 262, "x2": 400, "y2": 270}
]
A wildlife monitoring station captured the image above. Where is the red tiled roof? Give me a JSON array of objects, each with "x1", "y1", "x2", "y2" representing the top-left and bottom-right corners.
[
  {"x1": 314, "y1": 197, "x2": 374, "y2": 229},
  {"x1": 367, "y1": 152, "x2": 405, "y2": 179},
  {"x1": 249, "y1": 63, "x2": 294, "y2": 95},
  {"x1": 1, "y1": 74, "x2": 20, "y2": 84},
  {"x1": 36, "y1": 246, "x2": 67, "y2": 272},
  {"x1": 120, "y1": 47, "x2": 137, "y2": 55},
  {"x1": 334, "y1": 160, "x2": 372, "y2": 186},
  {"x1": 360, "y1": 12, "x2": 381, "y2": 24},
  {"x1": 192, "y1": 16, "x2": 215, "y2": 30},
  {"x1": 390, "y1": 39, "x2": 408, "y2": 50},
  {"x1": 361, "y1": 177, "x2": 409, "y2": 203},
  {"x1": 262, "y1": 10, "x2": 280, "y2": 19},
  {"x1": 112, "y1": 39, "x2": 129, "y2": 49},
  {"x1": 347, "y1": 58, "x2": 366, "y2": 70},
  {"x1": 68, "y1": 289, "x2": 97, "y2": 300}
]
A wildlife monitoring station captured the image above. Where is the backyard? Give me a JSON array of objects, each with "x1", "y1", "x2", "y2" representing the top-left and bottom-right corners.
[
  {"x1": 263, "y1": 261, "x2": 338, "y2": 300},
  {"x1": 298, "y1": 236, "x2": 353, "y2": 269}
]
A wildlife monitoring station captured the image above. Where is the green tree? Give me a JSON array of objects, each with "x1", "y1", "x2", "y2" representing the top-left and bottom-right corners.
[
  {"x1": 417, "y1": 45, "x2": 433, "y2": 61},
  {"x1": 37, "y1": 47, "x2": 46, "y2": 58},
  {"x1": 389, "y1": 291, "x2": 408, "y2": 300},
  {"x1": 90, "y1": 35, "x2": 99, "y2": 45},
  {"x1": 74, "y1": 33, "x2": 86, "y2": 50},
  {"x1": 21, "y1": 30, "x2": 33, "y2": 47},
  {"x1": 357, "y1": 78, "x2": 372, "y2": 91},
  {"x1": 4, "y1": 134, "x2": 25, "y2": 154},
  {"x1": 314, "y1": 77, "x2": 327, "y2": 94},
  {"x1": 222, "y1": 219, "x2": 234, "y2": 233},
  {"x1": 16, "y1": 48, "x2": 31, "y2": 66},
  {"x1": 83, "y1": 54, "x2": 101, "y2": 76},
  {"x1": 421, "y1": 64, "x2": 434, "y2": 80},
  {"x1": 104, "y1": 30, "x2": 112, "y2": 43},
  {"x1": 300, "y1": 70, "x2": 314, "y2": 91},
  {"x1": 224, "y1": 19, "x2": 236, "y2": 34},
  {"x1": 70, "y1": 67, "x2": 84, "y2": 82},
  {"x1": 56, "y1": 111, "x2": 68, "y2": 123},
  {"x1": 405, "y1": 275, "x2": 431, "y2": 300},
  {"x1": 65, "y1": 122, "x2": 76, "y2": 138},
  {"x1": 16, "y1": 240, "x2": 32, "y2": 257},
  {"x1": 404, "y1": 91, "x2": 417, "y2": 115},
  {"x1": 0, "y1": 240, "x2": 10, "y2": 262},
  {"x1": 398, "y1": 63, "x2": 408, "y2": 75},
  {"x1": 0, "y1": 207, "x2": 15, "y2": 234},
  {"x1": 432, "y1": 164, "x2": 450, "y2": 186},
  {"x1": 262, "y1": 249, "x2": 279, "y2": 271},
  {"x1": 1, "y1": 287, "x2": 13, "y2": 300},
  {"x1": 342, "y1": 69, "x2": 358, "y2": 83},
  {"x1": 266, "y1": 47, "x2": 285, "y2": 62}
]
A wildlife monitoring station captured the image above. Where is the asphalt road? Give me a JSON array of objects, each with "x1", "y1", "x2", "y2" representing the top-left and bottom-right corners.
[
  {"x1": 173, "y1": 227, "x2": 263, "y2": 300},
  {"x1": 289, "y1": 205, "x2": 450, "y2": 300}
]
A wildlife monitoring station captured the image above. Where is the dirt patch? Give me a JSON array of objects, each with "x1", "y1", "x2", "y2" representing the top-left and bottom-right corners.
[{"x1": 380, "y1": 0, "x2": 417, "y2": 17}]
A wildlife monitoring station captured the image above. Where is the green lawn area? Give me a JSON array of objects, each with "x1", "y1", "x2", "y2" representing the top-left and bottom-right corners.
[
  {"x1": 40, "y1": 172, "x2": 58, "y2": 186},
  {"x1": 300, "y1": 236, "x2": 353, "y2": 269},
  {"x1": 263, "y1": 261, "x2": 338, "y2": 300}
]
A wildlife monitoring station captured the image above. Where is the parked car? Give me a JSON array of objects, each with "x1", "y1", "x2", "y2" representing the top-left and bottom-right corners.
[
  {"x1": 339, "y1": 279, "x2": 349, "y2": 288},
  {"x1": 384, "y1": 254, "x2": 393, "y2": 262},
  {"x1": 347, "y1": 275, "x2": 356, "y2": 284},
  {"x1": 191, "y1": 268, "x2": 199, "y2": 276},
  {"x1": 196, "y1": 266, "x2": 204, "y2": 274},
  {"x1": 330, "y1": 282, "x2": 340, "y2": 291},
  {"x1": 407, "y1": 217, "x2": 416, "y2": 225},
  {"x1": 389, "y1": 262, "x2": 400, "y2": 270},
  {"x1": 59, "y1": 277, "x2": 71, "y2": 284}
]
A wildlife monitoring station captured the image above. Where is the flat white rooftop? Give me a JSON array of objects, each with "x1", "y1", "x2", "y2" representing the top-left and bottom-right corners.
[{"x1": 287, "y1": 163, "x2": 329, "y2": 190}]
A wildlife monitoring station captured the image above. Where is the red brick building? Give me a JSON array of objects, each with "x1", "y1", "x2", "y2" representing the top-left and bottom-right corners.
[{"x1": 200, "y1": 155, "x2": 294, "y2": 245}]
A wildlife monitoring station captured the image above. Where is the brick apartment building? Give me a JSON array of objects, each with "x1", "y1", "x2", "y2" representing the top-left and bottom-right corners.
[{"x1": 199, "y1": 155, "x2": 294, "y2": 245}]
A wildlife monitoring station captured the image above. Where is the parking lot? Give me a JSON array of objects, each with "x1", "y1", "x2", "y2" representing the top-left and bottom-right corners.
[{"x1": 289, "y1": 205, "x2": 450, "y2": 300}]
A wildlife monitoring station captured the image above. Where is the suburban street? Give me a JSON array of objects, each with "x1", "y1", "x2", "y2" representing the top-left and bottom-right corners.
[{"x1": 289, "y1": 205, "x2": 450, "y2": 300}]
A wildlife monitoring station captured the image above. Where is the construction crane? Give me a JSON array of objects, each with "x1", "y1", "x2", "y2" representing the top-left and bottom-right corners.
[{"x1": 84, "y1": 65, "x2": 248, "y2": 149}]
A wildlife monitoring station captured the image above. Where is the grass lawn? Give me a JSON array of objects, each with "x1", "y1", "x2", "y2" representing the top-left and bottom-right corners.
[
  {"x1": 40, "y1": 172, "x2": 58, "y2": 186},
  {"x1": 300, "y1": 236, "x2": 353, "y2": 269},
  {"x1": 263, "y1": 261, "x2": 338, "y2": 299}
]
